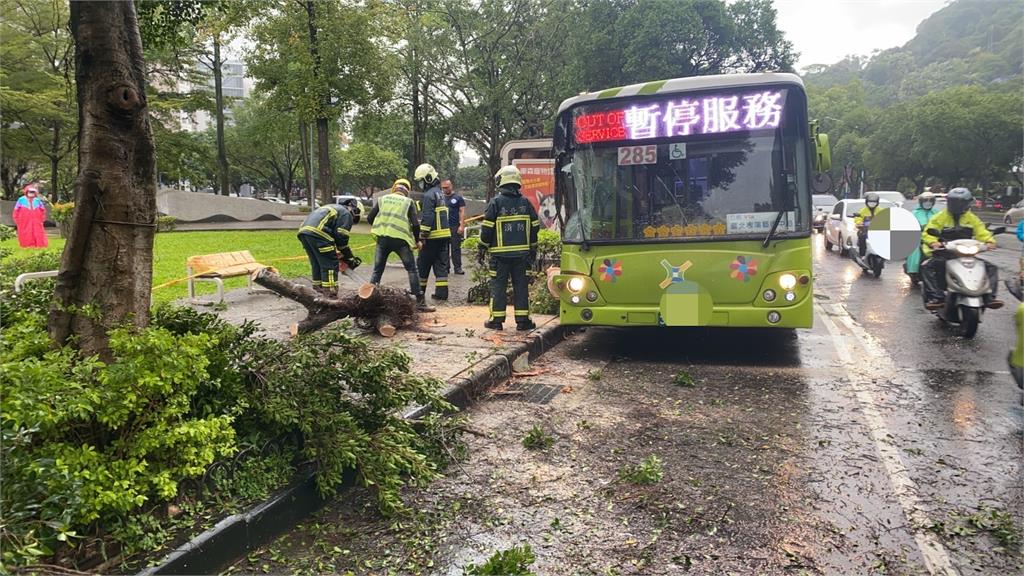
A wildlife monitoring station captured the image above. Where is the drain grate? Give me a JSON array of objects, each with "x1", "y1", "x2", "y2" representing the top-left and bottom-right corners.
[{"x1": 496, "y1": 382, "x2": 561, "y2": 405}]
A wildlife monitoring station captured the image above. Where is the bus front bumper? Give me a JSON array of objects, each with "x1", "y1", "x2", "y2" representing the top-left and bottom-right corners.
[{"x1": 559, "y1": 297, "x2": 813, "y2": 329}]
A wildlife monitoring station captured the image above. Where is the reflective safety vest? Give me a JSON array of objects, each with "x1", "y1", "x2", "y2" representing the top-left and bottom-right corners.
[
  {"x1": 480, "y1": 187, "x2": 540, "y2": 257},
  {"x1": 371, "y1": 193, "x2": 415, "y2": 247},
  {"x1": 420, "y1": 186, "x2": 451, "y2": 240}
]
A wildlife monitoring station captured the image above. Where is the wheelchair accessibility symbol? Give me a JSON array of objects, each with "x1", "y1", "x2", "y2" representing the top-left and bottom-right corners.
[{"x1": 669, "y1": 143, "x2": 687, "y2": 160}]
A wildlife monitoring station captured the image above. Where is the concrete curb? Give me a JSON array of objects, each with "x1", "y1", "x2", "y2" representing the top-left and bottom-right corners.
[{"x1": 137, "y1": 320, "x2": 567, "y2": 575}]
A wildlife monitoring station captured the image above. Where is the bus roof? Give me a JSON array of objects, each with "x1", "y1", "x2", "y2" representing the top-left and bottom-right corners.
[{"x1": 555, "y1": 72, "x2": 805, "y2": 116}]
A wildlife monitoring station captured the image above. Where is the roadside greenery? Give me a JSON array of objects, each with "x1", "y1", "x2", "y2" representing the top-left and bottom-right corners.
[
  {"x1": 463, "y1": 544, "x2": 537, "y2": 576},
  {"x1": 521, "y1": 425, "x2": 554, "y2": 450},
  {"x1": 618, "y1": 455, "x2": 665, "y2": 485},
  {"x1": 0, "y1": 256, "x2": 458, "y2": 571},
  {"x1": 463, "y1": 229, "x2": 562, "y2": 315}
]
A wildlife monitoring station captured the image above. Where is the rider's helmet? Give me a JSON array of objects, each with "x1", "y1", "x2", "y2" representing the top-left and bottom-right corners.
[
  {"x1": 918, "y1": 191, "x2": 936, "y2": 211},
  {"x1": 413, "y1": 163, "x2": 439, "y2": 189},
  {"x1": 865, "y1": 191, "x2": 880, "y2": 209},
  {"x1": 947, "y1": 187, "x2": 973, "y2": 217},
  {"x1": 391, "y1": 178, "x2": 411, "y2": 195},
  {"x1": 493, "y1": 165, "x2": 523, "y2": 189}
]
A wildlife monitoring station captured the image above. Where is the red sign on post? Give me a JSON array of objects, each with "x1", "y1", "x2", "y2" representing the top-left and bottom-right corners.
[{"x1": 512, "y1": 159, "x2": 557, "y2": 230}]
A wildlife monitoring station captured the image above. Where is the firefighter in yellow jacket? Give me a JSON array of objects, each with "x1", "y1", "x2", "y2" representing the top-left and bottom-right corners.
[
  {"x1": 414, "y1": 163, "x2": 451, "y2": 300},
  {"x1": 479, "y1": 165, "x2": 540, "y2": 331}
]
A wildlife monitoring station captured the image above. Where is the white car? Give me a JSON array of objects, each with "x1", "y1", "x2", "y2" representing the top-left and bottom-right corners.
[
  {"x1": 823, "y1": 199, "x2": 895, "y2": 255},
  {"x1": 812, "y1": 194, "x2": 839, "y2": 231},
  {"x1": 870, "y1": 191, "x2": 906, "y2": 208},
  {"x1": 332, "y1": 194, "x2": 366, "y2": 223}
]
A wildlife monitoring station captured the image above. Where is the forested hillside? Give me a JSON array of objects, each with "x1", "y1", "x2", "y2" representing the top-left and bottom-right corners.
[{"x1": 805, "y1": 0, "x2": 1023, "y2": 195}]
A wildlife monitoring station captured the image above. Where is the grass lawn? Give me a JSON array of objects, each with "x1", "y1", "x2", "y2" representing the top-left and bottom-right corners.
[{"x1": 2, "y1": 230, "x2": 377, "y2": 306}]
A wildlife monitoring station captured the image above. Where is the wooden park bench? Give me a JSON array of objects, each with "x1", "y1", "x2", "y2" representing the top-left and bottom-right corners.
[{"x1": 187, "y1": 250, "x2": 275, "y2": 304}]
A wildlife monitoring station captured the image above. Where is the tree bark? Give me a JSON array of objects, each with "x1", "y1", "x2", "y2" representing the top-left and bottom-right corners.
[
  {"x1": 213, "y1": 34, "x2": 230, "y2": 197},
  {"x1": 317, "y1": 117, "x2": 331, "y2": 203},
  {"x1": 253, "y1": 269, "x2": 416, "y2": 337},
  {"x1": 304, "y1": 1, "x2": 332, "y2": 204},
  {"x1": 50, "y1": 0, "x2": 156, "y2": 359}
]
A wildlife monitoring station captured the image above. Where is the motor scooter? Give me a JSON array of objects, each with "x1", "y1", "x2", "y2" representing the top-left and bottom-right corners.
[
  {"x1": 924, "y1": 226, "x2": 1005, "y2": 338},
  {"x1": 851, "y1": 222, "x2": 884, "y2": 278}
]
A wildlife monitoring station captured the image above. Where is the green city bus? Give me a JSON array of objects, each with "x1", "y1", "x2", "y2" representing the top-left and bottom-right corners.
[{"x1": 548, "y1": 73, "x2": 830, "y2": 328}]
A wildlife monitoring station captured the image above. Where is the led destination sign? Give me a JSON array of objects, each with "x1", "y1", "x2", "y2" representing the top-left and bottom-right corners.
[{"x1": 574, "y1": 89, "x2": 784, "y2": 144}]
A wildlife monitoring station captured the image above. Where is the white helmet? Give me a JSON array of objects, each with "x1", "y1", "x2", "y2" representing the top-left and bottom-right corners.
[
  {"x1": 414, "y1": 163, "x2": 438, "y2": 186},
  {"x1": 494, "y1": 165, "x2": 523, "y2": 188},
  {"x1": 918, "y1": 191, "x2": 935, "y2": 210}
]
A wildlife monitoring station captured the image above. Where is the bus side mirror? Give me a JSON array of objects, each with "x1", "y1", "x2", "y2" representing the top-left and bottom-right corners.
[{"x1": 814, "y1": 132, "x2": 832, "y2": 172}]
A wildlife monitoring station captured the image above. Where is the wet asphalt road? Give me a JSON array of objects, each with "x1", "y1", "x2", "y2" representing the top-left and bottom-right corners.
[{"x1": 565, "y1": 231, "x2": 1023, "y2": 574}]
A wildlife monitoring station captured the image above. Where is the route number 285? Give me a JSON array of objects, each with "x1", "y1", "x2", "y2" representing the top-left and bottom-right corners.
[{"x1": 617, "y1": 145, "x2": 657, "y2": 166}]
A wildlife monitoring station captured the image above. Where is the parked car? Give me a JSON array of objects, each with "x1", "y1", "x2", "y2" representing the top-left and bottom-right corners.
[
  {"x1": 1005, "y1": 200, "x2": 1024, "y2": 225},
  {"x1": 812, "y1": 194, "x2": 840, "y2": 231},
  {"x1": 823, "y1": 198, "x2": 896, "y2": 255},
  {"x1": 869, "y1": 191, "x2": 906, "y2": 208},
  {"x1": 332, "y1": 194, "x2": 366, "y2": 224}
]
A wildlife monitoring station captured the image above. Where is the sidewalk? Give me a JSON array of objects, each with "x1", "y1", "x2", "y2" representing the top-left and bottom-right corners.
[{"x1": 183, "y1": 259, "x2": 557, "y2": 387}]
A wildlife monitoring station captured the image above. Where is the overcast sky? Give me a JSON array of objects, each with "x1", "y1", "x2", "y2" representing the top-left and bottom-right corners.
[{"x1": 774, "y1": 0, "x2": 950, "y2": 71}]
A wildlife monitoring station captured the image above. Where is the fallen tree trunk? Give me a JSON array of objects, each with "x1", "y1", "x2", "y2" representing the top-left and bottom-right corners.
[{"x1": 253, "y1": 268, "x2": 416, "y2": 337}]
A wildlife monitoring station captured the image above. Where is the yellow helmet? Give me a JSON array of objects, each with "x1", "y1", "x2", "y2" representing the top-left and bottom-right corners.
[
  {"x1": 391, "y1": 178, "x2": 411, "y2": 195},
  {"x1": 414, "y1": 163, "x2": 438, "y2": 184},
  {"x1": 494, "y1": 165, "x2": 522, "y2": 188}
]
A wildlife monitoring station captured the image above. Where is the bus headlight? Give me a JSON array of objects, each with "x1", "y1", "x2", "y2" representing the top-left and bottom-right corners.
[
  {"x1": 567, "y1": 277, "x2": 586, "y2": 293},
  {"x1": 779, "y1": 273, "x2": 797, "y2": 291}
]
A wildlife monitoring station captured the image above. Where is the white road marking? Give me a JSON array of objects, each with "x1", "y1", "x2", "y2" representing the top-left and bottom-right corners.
[{"x1": 814, "y1": 302, "x2": 958, "y2": 576}]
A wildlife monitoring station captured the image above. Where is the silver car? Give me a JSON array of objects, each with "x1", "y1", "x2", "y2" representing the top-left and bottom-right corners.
[
  {"x1": 332, "y1": 194, "x2": 366, "y2": 224},
  {"x1": 1004, "y1": 200, "x2": 1024, "y2": 225}
]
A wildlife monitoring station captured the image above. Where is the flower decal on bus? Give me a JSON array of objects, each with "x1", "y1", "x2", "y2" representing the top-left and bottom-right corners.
[
  {"x1": 598, "y1": 259, "x2": 622, "y2": 282},
  {"x1": 729, "y1": 256, "x2": 758, "y2": 282}
]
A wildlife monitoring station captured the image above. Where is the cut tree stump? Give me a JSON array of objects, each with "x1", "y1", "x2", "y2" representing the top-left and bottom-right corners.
[{"x1": 253, "y1": 268, "x2": 417, "y2": 337}]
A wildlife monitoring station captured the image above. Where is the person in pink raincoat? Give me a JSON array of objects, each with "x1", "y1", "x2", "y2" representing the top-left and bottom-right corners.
[{"x1": 12, "y1": 183, "x2": 48, "y2": 248}]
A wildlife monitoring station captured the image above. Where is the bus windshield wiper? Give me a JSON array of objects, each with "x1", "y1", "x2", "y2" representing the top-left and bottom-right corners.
[{"x1": 762, "y1": 208, "x2": 787, "y2": 248}]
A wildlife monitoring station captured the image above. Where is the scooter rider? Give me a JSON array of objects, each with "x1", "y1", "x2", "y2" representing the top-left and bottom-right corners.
[
  {"x1": 904, "y1": 191, "x2": 940, "y2": 280},
  {"x1": 479, "y1": 165, "x2": 541, "y2": 331},
  {"x1": 920, "y1": 187, "x2": 1001, "y2": 310},
  {"x1": 413, "y1": 163, "x2": 452, "y2": 301},
  {"x1": 854, "y1": 192, "x2": 881, "y2": 257}
]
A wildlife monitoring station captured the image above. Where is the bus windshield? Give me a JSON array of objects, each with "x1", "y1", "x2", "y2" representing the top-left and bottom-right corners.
[{"x1": 558, "y1": 86, "x2": 810, "y2": 243}]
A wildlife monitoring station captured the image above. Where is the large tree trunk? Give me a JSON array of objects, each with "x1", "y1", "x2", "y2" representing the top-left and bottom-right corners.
[
  {"x1": 253, "y1": 269, "x2": 417, "y2": 337},
  {"x1": 50, "y1": 0, "x2": 156, "y2": 359},
  {"x1": 213, "y1": 35, "x2": 230, "y2": 197}
]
